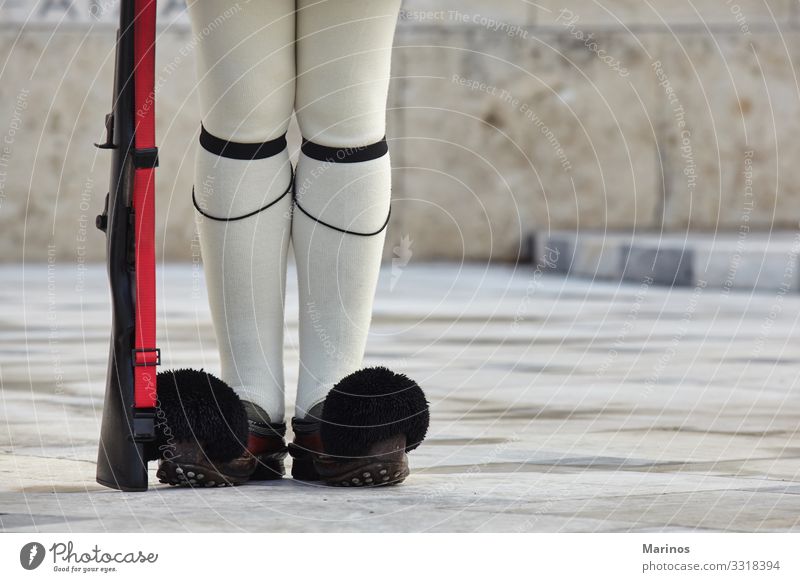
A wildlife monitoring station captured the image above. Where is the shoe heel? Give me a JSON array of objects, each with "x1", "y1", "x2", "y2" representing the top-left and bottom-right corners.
[
  {"x1": 250, "y1": 451, "x2": 286, "y2": 481},
  {"x1": 290, "y1": 455, "x2": 321, "y2": 481}
]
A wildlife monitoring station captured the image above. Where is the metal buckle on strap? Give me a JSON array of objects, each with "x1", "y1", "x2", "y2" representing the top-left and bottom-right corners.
[
  {"x1": 133, "y1": 147, "x2": 159, "y2": 168},
  {"x1": 132, "y1": 347, "x2": 161, "y2": 367},
  {"x1": 131, "y1": 409, "x2": 157, "y2": 443}
]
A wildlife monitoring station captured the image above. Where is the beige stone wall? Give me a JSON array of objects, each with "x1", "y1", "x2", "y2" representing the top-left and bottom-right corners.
[{"x1": 1, "y1": 0, "x2": 798, "y2": 263}]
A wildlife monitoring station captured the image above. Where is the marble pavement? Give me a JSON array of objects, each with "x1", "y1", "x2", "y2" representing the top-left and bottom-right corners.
[{"x1": 1, "y1": 262, "x2": 799, "y2": 532}]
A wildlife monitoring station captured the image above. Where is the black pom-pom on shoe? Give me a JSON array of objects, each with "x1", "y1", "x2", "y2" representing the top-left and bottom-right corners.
[
  {"x1": 147, "y1": 369, "x2": 248, "y2": 463},
  {"x1": 320, "y1": 366, "x2": 429, "y2": 458},
  {"x1": 144, "y1": 369, "x2": 259, "y2": 487},
  {"x1": 289, "y1": 367, "x2": 429, "y2": 487}
]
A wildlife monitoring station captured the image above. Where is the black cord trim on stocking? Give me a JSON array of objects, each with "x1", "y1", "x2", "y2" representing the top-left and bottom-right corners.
[
  {"x1": 293, "y1": 195, "x2": 391, "y2": 237},
  {"x1": 192, "y1": 170, "x2": 294, "y2": 222}
]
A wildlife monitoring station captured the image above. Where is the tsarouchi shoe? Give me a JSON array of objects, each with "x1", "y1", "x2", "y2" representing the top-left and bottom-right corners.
[
  {"x1": 146, "y1": 369, "x2": 253, "y2": 487},
  {"x1": 288, "y1": 367, "x2": 429, "y2": 487}
]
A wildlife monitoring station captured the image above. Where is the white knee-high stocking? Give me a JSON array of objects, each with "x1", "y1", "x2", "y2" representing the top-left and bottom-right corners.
[
  {"x1": 187, "y1": 0, "x2": 295, "y2": 423},
  {"x1": 293, "y1": 0, "x2": 401, "y2": 417}
]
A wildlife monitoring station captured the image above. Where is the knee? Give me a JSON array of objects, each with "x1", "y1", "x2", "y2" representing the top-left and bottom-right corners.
[
  {"x1": 200, "y1": 81, "x2": 294, "y2": 144},
  {"x1": 296, "y1": 88, "x2": 389, "y2": 148}
]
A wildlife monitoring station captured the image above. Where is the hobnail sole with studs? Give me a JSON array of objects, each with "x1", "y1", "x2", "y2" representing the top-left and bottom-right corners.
[
  {"x1": 318, "y1": 457, "x2": 410, "y2": 488},
  {"x1": 157, "y1": 460, "x2": 248, "y2": 488}
]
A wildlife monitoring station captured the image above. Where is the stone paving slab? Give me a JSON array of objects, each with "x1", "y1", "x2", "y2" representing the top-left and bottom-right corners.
[{"x1": 1, "y1": 263, "x2": 799, "y2": 532}]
